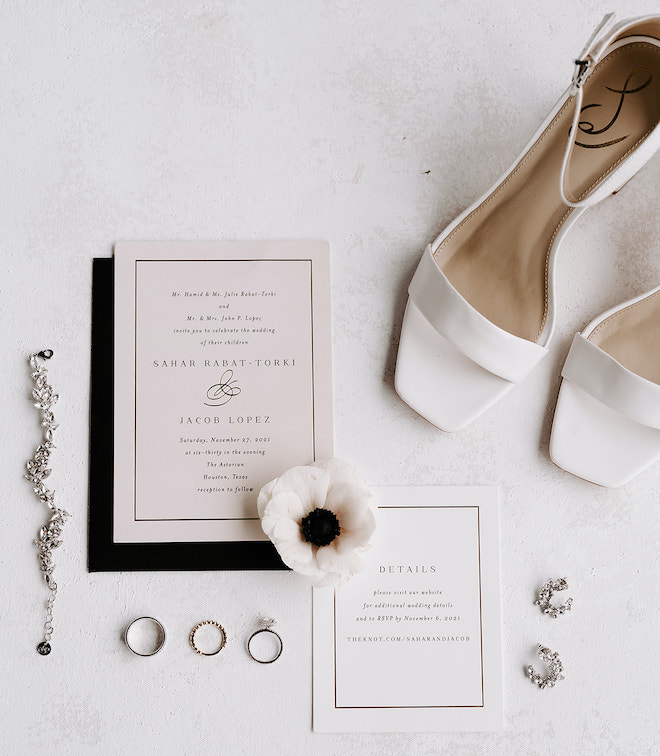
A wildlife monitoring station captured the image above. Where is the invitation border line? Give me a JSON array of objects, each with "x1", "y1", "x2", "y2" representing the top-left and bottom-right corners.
[
  {"x1": 333, "y1": 505, "x2": 485, "y2": 710},
  {"x1": 132, "y1": 258, "x2": 315, "y2": 523}
]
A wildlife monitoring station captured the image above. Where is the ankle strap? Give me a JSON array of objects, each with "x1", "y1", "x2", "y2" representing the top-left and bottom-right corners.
[
  {"x1": 571, "y1": 12, "x2": 618, "y2": 91},
  {"x1": 559, "y1": 13, "x2": 658, "y2": 207}
]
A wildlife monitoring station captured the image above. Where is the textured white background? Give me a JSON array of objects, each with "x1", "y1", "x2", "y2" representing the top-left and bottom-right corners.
[{"x1": 2, "y1": 1, "x2": 659, "y2": 754}]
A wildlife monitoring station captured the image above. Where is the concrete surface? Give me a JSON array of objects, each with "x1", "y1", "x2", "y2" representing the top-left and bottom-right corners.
[{"x1": 2, "y1": 1, "x2": 658, "y2": 754}]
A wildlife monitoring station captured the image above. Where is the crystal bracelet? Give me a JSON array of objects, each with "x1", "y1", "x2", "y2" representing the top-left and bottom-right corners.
[{"x1": 25, "y1": 350, "x2": 70, "y2": 655}]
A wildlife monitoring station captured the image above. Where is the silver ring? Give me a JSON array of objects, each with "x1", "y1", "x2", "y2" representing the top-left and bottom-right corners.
[
  {"x1": 124, "y1": 616, "x2": 166, "y2": 657},
  {"x1": 247, "y1": 619, "x2": 283, "y2": 663},
  {"x1": 189, "y1": 620, "x2": 227, "y2": 656}
]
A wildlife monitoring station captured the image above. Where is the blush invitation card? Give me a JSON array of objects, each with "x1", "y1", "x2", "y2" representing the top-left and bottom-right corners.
[
  {"x1": 313, "y1": 486, "x2": 503, "y2": 732},
  {"x1": 113, "y1": 241, "x2": 333, "y2": 545}
]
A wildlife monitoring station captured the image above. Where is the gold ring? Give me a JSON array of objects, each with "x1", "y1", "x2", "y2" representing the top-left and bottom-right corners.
[{"x1": 189, "y1": 620, "x2": 227, "y2": 656}]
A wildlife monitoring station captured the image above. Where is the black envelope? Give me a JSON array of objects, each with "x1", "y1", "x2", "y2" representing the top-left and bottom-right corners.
[{"x1": 88, "y1": 258, "x2": 286, "y2": 571}]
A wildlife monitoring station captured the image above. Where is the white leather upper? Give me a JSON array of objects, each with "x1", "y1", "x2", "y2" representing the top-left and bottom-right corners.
[
  {"x1": 561, "y1": 333, "x2": 660, "y2": 430},
  {"x1": 404, "y1": 14, "x2": 660, "y2": 393},
  {"x1": 408, "y1": 246, "x2": 548, "y2": 384}
]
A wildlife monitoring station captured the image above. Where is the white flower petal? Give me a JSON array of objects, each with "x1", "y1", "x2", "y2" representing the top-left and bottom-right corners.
[
  {"x1": 271, "y1": 516, "x2": 301, "y2": 542},
  {"x1": 260, "y1": 511, "x2": 281, "y2": 539},
  {"x1": 257, "y1": 477, "x2": 278, "y2": 517},
  {"x1": 316, "y1": 541, "x2": 364, "y2": 576},
  {"x1": 275, "y1": 536, "x2": 314, "y2": 568},
  {"x1": 326, "y1": 484, "x2": 369, "y2": 525},
  {"x1": 314, "y1": 570, "x2": 351, "y2": 588},
  {"x1": 293, "y1": 562, "x2": 326, "y2": 579},
  {"x1": 272, "y1": 466, "x2": 330, "y2": 514},
  {"x1": 264, "y1": 491, "x2": 305, "y2": 523},
  {"x1": 314, "y1": 458, "x2": 365, "y2": 487},
  {"x1": 261, "y1": 494, "x2": 301, "y2": 539},
  {"x1": 336, "y1": 508, "x2": 377, "y2": 553}
]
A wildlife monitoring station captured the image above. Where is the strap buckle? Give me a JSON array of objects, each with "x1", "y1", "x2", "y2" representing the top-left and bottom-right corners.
[{"x1": 572, "y1": 57, "x2": 592, "y2": 89}]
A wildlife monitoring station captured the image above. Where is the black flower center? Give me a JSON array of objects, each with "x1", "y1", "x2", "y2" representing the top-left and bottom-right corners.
[{"x1": 301, "y1": 507, "x2": 340, "y2": 547}]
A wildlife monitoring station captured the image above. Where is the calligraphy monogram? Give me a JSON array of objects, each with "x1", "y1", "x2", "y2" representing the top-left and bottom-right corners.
[
  {"x1": 204, "y1": 370, "x2": 241, "y2": 407},
  {"x1": 574, "y1": 67, "x2": 652, "y2": 149}
]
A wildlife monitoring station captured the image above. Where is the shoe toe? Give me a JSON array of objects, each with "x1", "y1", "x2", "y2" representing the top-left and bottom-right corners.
[
  {"x1": 550, "y1": 378, "x2": 660, "y2": 487},
  {"x1": 395, "y1": 301, "x2": 515, "y2": 432}
]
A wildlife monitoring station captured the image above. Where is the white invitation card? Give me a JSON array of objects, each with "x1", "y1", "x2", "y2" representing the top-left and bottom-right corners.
[
  {"x1": 113, "y1": 241, "x2": 333, "y2": 544},
  {"x1": 313, "y1": 486, "x2": 502, "y2": 732}
]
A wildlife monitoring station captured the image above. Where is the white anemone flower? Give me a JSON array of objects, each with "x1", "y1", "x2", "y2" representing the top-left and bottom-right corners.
[{"x1": 257, "y1": 458, "x2": 376, "y2": 587}]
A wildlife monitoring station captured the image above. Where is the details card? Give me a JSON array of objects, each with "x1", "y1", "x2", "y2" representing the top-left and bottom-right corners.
[
  {"x1": 113, "y1": 241, "x2": 333, "y2": 544},
  {"x1": 313, "y1": 486, "x2": 503, "y2": 732}
]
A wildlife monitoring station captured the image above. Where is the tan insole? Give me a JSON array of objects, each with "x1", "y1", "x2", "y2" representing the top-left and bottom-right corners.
[
  {"x1": 589, "y1": 291, "x2": 660, "y2": 384},
  {"x1": 434, "y1": 40, "x2": 660, "y2": 342}
]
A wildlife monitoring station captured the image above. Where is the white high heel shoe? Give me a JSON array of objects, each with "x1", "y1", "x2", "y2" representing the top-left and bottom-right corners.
[
  {"x1": 550, "y1": 287, "x2": 660, "y2": 487},
  {"x1": 395, "y1": 14, "x2": 660, "y2": 431}
]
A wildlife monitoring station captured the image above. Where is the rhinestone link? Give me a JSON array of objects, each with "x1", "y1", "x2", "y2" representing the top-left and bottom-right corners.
[
  {"x1": 25, "y1": 351, "x2": 70, "y2": 654},
  {"x1": 527, "y1": 644, "x2": 566, "y2": 689},
  {"x1": 534, "y1": 577, "x2": 573, "y2": 618}
]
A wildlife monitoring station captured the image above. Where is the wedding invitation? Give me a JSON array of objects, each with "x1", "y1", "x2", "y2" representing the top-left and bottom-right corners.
[
  {"x1": 113, "y1": 240, "x2": 333, "y2": 545},
  {"x1": 89, "y1": 241, "x2": 333, "y2": 570},
  {"x1": 313, "y1": 486, "x2": 502, "y2": 732}
]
